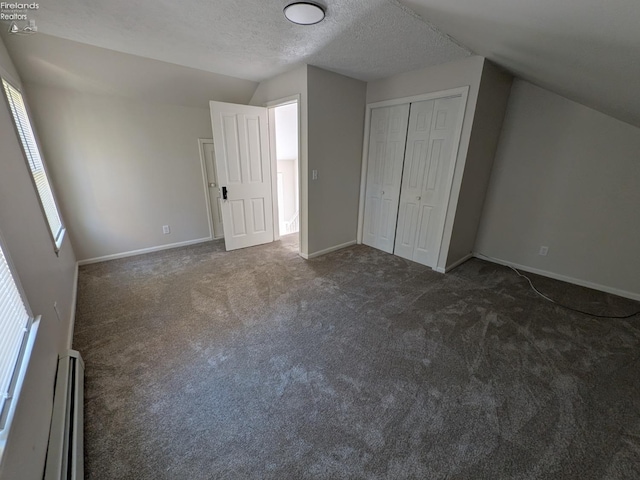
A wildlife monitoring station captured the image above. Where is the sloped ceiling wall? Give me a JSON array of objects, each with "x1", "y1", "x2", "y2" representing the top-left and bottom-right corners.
[
  {"x1": 400, "y1": 0, "x2": 640, "y2": 127},
  {"x1": 0, "y1": 33, "x2": 258, "y2": 108}
]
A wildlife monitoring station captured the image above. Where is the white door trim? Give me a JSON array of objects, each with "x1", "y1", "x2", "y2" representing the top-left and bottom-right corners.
[
  {"x1": 364, "y1": 87, "x2": 470, "y2": 110},
  {"x1": 267, "y1": 107, "x2": 280, "y2": 241},
  {"x1": 197, "y1": 138, "x2": 215, "y2": 240},
  {"x1": 264, "y1": 94, "x2": 300, "y2": 108},
  {"x1": 356, "y1": 86, "x2": 470, "y2": 267}
]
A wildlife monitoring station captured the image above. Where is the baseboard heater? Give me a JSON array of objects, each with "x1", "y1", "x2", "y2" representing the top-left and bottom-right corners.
[{"x1": 44, "y1": 350, "x2": 84, "y2": 480}]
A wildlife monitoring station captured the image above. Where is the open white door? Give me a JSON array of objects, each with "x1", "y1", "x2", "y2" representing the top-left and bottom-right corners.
[{"x1": 210, "y1": 101, "x2": 274, "y2": 251}]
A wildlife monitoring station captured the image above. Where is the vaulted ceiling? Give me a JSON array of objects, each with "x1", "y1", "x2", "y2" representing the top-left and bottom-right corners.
[
  {"x1": 401, "y1": 0, "x2": 640, "y2": 127},
  {"x1": 3, "y1": 0, "x2": 639, "y2": 126}
]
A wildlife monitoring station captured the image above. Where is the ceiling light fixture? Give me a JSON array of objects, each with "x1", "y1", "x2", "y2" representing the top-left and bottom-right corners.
[{"x1": 284, "y1": 2, "x2": 326, "y2": 25}]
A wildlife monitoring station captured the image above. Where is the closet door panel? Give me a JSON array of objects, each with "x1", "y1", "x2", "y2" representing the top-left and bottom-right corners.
[
  {"x1": 413, "y1": 96, "x2": 462, "y2": 266},
  {"x1": 395, "y1": 96, "x2": 462, "y2": 267},
  {"x1": 362, "y1": 103, "x2": 410, "y2": 253},
  {"x1": 394, "y1": 100, "x2": 435, "y2": 261}
]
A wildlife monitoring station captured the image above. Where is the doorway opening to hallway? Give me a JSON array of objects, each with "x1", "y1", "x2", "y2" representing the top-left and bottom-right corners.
[{"x1": 272, "y1": 102, "x2": 299, "y2": 238}]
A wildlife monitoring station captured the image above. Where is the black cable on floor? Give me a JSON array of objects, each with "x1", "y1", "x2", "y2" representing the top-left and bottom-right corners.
[{"x1": 508, "y1": 265, "x2": 640, "y2": 319}]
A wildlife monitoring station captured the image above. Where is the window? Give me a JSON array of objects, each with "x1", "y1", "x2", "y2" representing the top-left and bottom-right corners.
[
  {"x1": 2, "y1": 79, "x2": 65, "y2": 251},
  {"x1": 0, "y1": 238, "x2": 32, "y2": 431}
]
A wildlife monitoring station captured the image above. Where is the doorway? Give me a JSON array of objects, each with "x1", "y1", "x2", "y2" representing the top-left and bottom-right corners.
[
  {"x1": 198, "y1": 138, "x2": 224, "y2": 239},
  {"x1": 271, "y1": 103, "x2": 300, "y2": 238},
  {"x1": 203, "y1": 98, "x2": 301, "y2": 253}
]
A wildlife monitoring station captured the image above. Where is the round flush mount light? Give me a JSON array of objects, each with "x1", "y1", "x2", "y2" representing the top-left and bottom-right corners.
[{"x1": 284, "y1": 2, "x2": 326, "y2": 25}]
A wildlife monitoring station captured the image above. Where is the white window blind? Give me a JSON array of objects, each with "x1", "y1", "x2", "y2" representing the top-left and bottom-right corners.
[
  {"x1": 2, "y1": 79, "x2": 64, "y2": 250},
  {"x1": 0, "y1": 242, "x2": 31, "y2": 428}
]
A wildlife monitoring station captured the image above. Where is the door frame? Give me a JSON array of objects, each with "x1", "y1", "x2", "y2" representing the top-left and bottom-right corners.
[
  {"x1": 198, "y1": 138, "x2": 218, "y2": 240},
  {"x1": 265, "y1": 95, "x2": 301, "y2": 252},
  {"x1": 356, "y1": 86, "x2": 470, "y2": 267}
]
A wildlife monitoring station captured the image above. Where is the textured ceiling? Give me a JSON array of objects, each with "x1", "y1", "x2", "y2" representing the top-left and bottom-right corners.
[
  {"x1": 400, "y1": 0, "x2": 640, "y2": 127},
  {"x1": 5, "y1": 0, "x2": 638, "y2": 127},
  {"x1": 26, "y1": 0, "x2": 469, "y2": 82}
]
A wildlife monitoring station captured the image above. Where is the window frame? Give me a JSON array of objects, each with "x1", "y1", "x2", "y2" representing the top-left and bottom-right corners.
[
  {"x1": 1, "y1": 78, "x2": 66, "y2": 254},
  {"x1": 0, "y1": 227, "x2": 40, "y2": 467}
]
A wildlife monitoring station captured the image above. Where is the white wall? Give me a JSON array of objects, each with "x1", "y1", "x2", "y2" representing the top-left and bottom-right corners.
[
  {"x1": 277, "y1": 160, "x2": 298, "y2": 223},
  {"x1": 0, "y1": 38, "x2": 77, "y2": 480},
  {"x1": 366, "y1": 56, "x2": 485, "y2": 270},
  {"x1": 250, "y1": 66, "x2": 309, "y2": 254},
  {"x1": 475, "y1": 80, "x2": 640, "y2": 299},
  {"x1": 25, "y1": 84, "x2": 214, "y2": 261},
  {"x1": 275, "y1": 103, "x2": 298, "y2": 161},
  {"x1": 307, "y1": 66, "x2": 367, "y2": 255}
]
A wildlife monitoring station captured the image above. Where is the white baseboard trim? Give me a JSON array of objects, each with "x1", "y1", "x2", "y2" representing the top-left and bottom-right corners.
[
  {"x1": 77, "y1": 237, "x2": 213, "y2": 266},
  {"x1": 435, "y1": 253, "x2": 474, "y2": 274},
  {"x1": 473, "y1": 252, "x2": 640, "y2": 302},
  {"x1": 67, "y1": 262, "x2": 79, "y2": 350},
  {"x1": 300, "y1": 240, "x2": 357, "y2": 260}
]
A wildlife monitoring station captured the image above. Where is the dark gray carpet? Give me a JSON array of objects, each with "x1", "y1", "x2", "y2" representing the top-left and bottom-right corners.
[{"x1": 74, "y1": 234, "x2": 640, "y2": 479}]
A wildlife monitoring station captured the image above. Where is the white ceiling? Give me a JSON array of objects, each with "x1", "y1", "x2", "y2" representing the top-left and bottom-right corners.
[
  {"x1": 400, "y1": 0, "x2": 640, "y2": 127},
  {"x1": 4, "y1": 0, "x2": 639, "y2": 126},
  {"x1": 29, "y1": 0, "x2": 469, "y2": 82}
]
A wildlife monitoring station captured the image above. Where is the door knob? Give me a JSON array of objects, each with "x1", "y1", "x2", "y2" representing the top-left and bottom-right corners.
[
  {"x1": 222, "y1": 186, "x2": 228, "y2": 200},
  {"x1": 416, "y1": 196, "x2": 421, "y2": 201},
  {"x1": 209, "y1": 182, "x2": 216, "y2": 187}
]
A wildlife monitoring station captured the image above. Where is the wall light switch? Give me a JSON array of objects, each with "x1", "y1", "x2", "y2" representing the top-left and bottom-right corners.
[
  {"x1": 163, "y1": 225, "x2": 171, "y2": 234},
  {"x1": 312, "y1": 170, "x2": 318, "y2": 180},
  {"x1": 539, "y1": 246, "x2": 549, "y2": 256}
]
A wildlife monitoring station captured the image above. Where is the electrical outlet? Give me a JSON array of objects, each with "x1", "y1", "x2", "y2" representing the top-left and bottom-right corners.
[
  {"x1": 539, "y1": 246, "x2": 549, "y2": 256},
  {"x1": 162, "y1": 225, "x2": 171, "y2": 234},
  {"x1": 312, "y1": 170, "x2": 318, "y2": 180}
]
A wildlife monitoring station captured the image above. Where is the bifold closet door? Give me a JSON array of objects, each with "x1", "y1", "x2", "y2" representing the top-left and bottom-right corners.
[
  {"x1": 362, "y1": 104, "x2": 410, "y2": 253},
  {"x1": 394, "y1": 96, "x2": 462, "y2": 267}
]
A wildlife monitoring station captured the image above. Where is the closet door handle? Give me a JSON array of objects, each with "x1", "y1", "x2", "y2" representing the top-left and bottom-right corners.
[{"x1": 416, "y1": 196, "x2": 421, "y2": 201}]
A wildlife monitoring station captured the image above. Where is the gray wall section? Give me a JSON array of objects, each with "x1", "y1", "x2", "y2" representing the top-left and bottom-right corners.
[
  {"x1": 366, "y1": 56, "x2": 484, "y2": 105},
  {"x1": 307, "y1": 66, "x2": 366, "y2": 254},
  {"x1": 25, "y1": 84, "x2": 214, "y2": 261},
  {"x1": 475, "y1": 79, "x2": 640, "y2": 298},
  {"x1": 0, "y1": 39, "x2": 77, "y2": 480},
  {"x1": 446, "y1": 61, "x2": 513, "y2": 268}
]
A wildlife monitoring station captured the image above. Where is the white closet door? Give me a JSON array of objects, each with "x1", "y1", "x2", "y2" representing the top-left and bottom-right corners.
[
  {"x1": 394, "y1": 96, "x2": 462, "y2": 267},
  {"x1": 362, "y1": 104, "x2": 410, "y2": 253}
]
